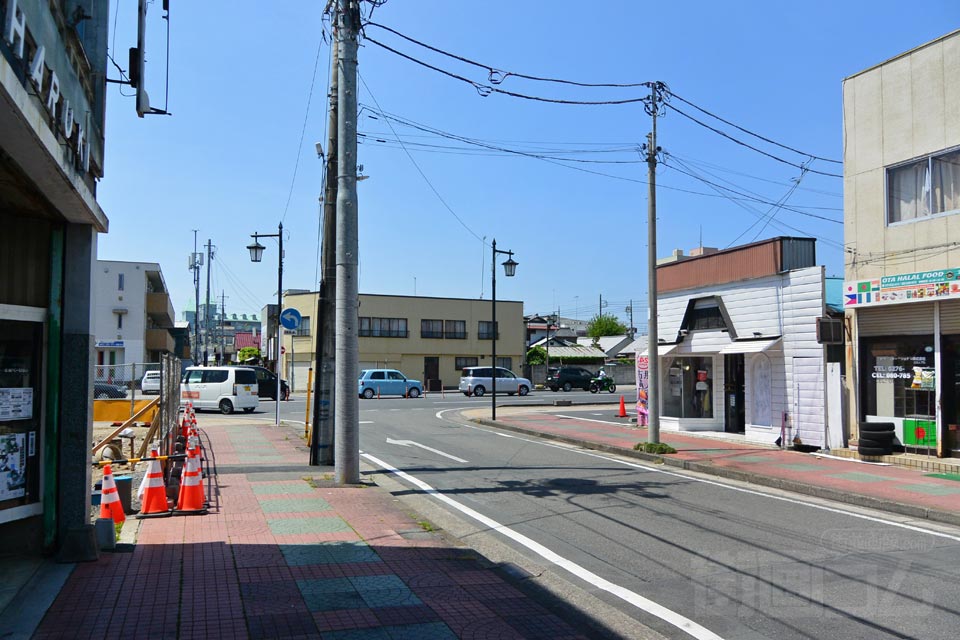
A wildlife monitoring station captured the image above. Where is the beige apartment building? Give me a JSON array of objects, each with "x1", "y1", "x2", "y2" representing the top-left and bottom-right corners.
[
  {"x1": 281, "y1": 293, "x2": 525, "y2": 391},
  {"x1": 843, "y1": 30, "x2": 960, "y2": 458}
]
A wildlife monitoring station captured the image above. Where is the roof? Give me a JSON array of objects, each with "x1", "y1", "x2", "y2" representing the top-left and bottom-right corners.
[
  {"x1": 618, "y1": 336, "x2": 648, "y2": 355},
  {"x1": 575, "y1": 335, "x2": 634, "y2": 356},
  {"x1": 543, "y1": 344, "x2": 607, "y2": 360},
  {"x1": 844, "y1": 29, "x2": 960, "y2": 81},
  {"x1": 234, "y1": 332, "x2": 260, "y2": 349}
]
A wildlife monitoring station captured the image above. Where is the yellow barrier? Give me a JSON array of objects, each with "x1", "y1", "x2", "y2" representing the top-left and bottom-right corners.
[{"x1": 93, "y1": 399, "x2": 159, "y2": 423}]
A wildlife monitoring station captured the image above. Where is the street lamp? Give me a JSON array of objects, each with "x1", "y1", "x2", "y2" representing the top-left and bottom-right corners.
[
  {"x1": 490, "y1": 238, "x2": 517, "y2": 421},
  {"x1": 247, "y1": 222, "x2": 283, "y2": 427}
]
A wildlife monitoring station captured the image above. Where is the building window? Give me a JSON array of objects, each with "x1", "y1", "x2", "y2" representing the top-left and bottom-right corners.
[
  {"x1": 888, "y1": 148, "x2": 960, "y2": 223},
  {"x1": 421, "y1": 319, "x2": 443, "y2": 339},
  {"x1": 445, "y1": 320, "x2": 466, "y2": 339},
  {"x1": 478, "y1": 321, "x2": 498, "y2": 340},
  {"x1": 662, "y1": 356, "x2": 714, "y2": 419},
  {"x1": 117, "y1": 313, "x2": 123, "y2": 330},
  {"x1": 688, "y1": 299, "x2": 726, "y2": 331},
  {"x1": 118, "y1": 273, "x2": 124, "y2": 291},
  {"x1": 455, "y1": 357, "x2": 478, "y2": 370},
  {"x1": 359, "y1": 317, "x2": 408, "y2": 338},
  {"x1": 295, "y1": 316, "x2": 311, "y2": 337},
  {"x1": 860, "y1": 336, "x2": 936, "y2": 447},
  {"x1": 496, "y1": 357, "x2": 512, "y2": 370}
]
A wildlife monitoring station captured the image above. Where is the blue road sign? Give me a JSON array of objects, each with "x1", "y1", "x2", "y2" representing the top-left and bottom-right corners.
[{"x1": 280, "y1": 308, "x2": 302, "y2": 330}]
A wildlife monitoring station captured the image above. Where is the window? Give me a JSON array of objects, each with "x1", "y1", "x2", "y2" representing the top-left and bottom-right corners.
[
  {"x1": 369, "y1": 371, "x2": 386, "y2": 380},
  {"x1": 456, "y1": 357, "x2": 478, "y2": 370},
  {"x1": 478, "y1": 321, "x2": 498, "y2": 340},
  {"x1": 495, "y1": 366, "x2": 515, "y2": 378},
  {"x1": 861, "y1": 337, "x2": 935, "y2": 446},
  {"x1": 445, "y1": 320, "x2": 466, "y2": 339},
  {"x1": 888, "y1": 148, "x2": 960, "y2": 223},
  {"x1": 295, "y1": 316, "x2": 311, "y2": 337},
  {"x1": 116, "y1": 313, "x2": 123, "y2": 330},
  {"x1": 118, "y1": 273, "x2": 124, "y2": 291},
  {"x1": 359, "y1": 317, "x2": 408, "y2": 338},
  {"x1": 421, "y1": 319, "x2": 443, "y2": 339},
  {"x1": 234, "y1": 370, "x2": 257, "y2": 385},
  {"x1": 184, "y1": 369, "x2": 204, "y2": 384},
  {"x1": 688, "y1": 299, "x2": 726, "y2": 331},
  {"x1": 203, "y1": 370, "x2": 228, "y2": 383},
  {"x1": 662, "y1": 356, "x2": 714, "y2": 419},
  {"x1": 496, "y1": 357, "x2": 512, "y2": 370},
  {"x1": 388, "y1": 371, "x2": 405, "y2": 380}
]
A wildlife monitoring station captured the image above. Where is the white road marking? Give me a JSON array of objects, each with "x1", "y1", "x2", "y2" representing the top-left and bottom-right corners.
[
  {"x1": 494, "y1": 432, "x2": 516, "y2": 438},
  {"x1": 385, "y1": 438, "x2": 468, "y2": 463},
  {"x1": 360, "y1": 421, "x2": 374, "y2": 424},
  {"x1": 363, "y1": 452, "x2": 724, "y2": 640},
  {"x1": 557, "y1": 414, "x2": 630, "y2": 426},
  {"x1": 435, "y1": 410, "x2": 960, "y2": 543}
]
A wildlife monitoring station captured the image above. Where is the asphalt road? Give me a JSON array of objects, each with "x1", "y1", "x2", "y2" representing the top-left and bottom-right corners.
[{"x1": 220, "y1": 392, "x2": 960, "y2": 638}]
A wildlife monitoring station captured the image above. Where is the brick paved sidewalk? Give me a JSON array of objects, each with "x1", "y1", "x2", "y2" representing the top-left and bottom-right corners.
[
  {"x1": 477, "y1": 408, "x2": 960, "y2": 527},
  {"x1": 33, "y1": 421, "x2": 590, "y2": 640}
]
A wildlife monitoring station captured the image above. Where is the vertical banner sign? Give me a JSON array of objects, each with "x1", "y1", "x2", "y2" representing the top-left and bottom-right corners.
[{"x1": 636, "y1": 355, "x2": 649, "y2": 427}]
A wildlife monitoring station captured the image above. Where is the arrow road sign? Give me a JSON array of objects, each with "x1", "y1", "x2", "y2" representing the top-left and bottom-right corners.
[{"x1": 280, "y1": 308, "x2": 302, "y2": 330}]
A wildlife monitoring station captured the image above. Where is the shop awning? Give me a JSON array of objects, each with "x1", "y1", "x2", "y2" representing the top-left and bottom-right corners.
[
  {"x1": 640, "y1": 343, "x2": 678, "y2": 357},
  {"x1": 719, "y1": 337, "x2": 782, "y2": 354}
]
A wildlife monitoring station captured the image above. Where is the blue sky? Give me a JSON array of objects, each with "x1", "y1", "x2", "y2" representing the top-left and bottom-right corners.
[{"x1": 96, "y1": 1, "x2": 958, "y2": 327}]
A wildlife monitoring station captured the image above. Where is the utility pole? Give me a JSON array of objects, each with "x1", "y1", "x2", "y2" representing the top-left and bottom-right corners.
[
  {"x1": 627, "y1": 300, "x2": 635, "y2": 338},
  {"x1": 599, "y1": 294, "x2": 603, "y2": 318},
  {"x1": 204, "y1": 239, "x2": 214, "y2": 367},
  {"x1": 190, "y1": 230, "x2": 202, "y2": 365},
  {"x1": 220, "y1": 290, "x2": 227, "y2": 364},
  {"x1": 312, "y1": 28, "x2": 339, "y2": 466},
  {"x1": 334, "y1": 0, "x2": 361, "y2": 484},
  {"x1": 646, "y1": 83, "x2": 662, "y2": 445}
]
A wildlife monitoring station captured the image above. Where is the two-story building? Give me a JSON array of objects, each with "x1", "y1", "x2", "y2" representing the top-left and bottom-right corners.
[
  {"x1": 843, "y1": 30, "x2": 960, "y2": 458},
  {"x1": 281, "y1": 293, "x2": 525, "y2": 392}
]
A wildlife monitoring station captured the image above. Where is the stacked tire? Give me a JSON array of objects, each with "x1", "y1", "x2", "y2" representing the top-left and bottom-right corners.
[{"x1": 858, "y1": 422, "x2": 895, "y2": 457}]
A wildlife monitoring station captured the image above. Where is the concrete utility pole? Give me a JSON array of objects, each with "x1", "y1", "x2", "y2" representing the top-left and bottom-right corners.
[
  {"x1": 311, "y1": 29, "x2": 339, "y2": 467},
  {"x1": 191, "y1": 230, "x2": 202, "y2": 363},
  {"x1": 646, "y1": 83, "x2": 661, "y2": 445},
  {"x1": 220, "y1": 290, "x2": 227, "y2": 364},
  {"x1": 204, "y1": 239, "x2": 214, "y2": 366},
  {"x1": 334, "y1": 0, "x2": 361, "y2": 484}
]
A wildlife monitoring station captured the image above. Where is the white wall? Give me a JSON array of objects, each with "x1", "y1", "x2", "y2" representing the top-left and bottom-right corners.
[{"x1": 93, "y1": 261, "x2": 149, "y2": 363}]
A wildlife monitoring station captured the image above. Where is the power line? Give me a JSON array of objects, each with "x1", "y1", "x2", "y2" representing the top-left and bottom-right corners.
[
  {"x1": 281, "y1": 36, "x2": 326, "y2": 224},
  {"x1": 364, "y1": 22, "x2": 651, "y2": 89},
  {"x1": 665, "y1": 90, "x2": 842, "y2": 164},
  {"x1": 665, "y1": 102, "x2": 844, "y2": 178}
]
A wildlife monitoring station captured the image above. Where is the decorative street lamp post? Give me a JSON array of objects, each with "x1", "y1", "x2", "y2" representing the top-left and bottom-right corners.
[
  {"x1": 490, "y1": 239, "x2": 518, "y2": 421},
  {"x1": 247, "y1": 222, "x2": 283, "y2": 427}
]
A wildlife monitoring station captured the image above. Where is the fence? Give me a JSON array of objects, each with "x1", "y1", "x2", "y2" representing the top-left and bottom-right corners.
[
  {"x1": 93, "y1": 361, "x2": 161, "y2": 399},
  {"x1": 156, "y1": 353, "x2": 182, "y2": 457},
  {"x1": 525, "y1": 363, "x2": 637, "y2": 386}
]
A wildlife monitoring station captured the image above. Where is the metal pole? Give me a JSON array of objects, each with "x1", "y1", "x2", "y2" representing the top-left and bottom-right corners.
[
  {"x1": 193, "y1": 230, "x2": 200, "y2": 364},
  {"x1": 276, "y1": 222, "x2": 283, "y2": 427},
  {"x1": 312, "y1": 30, "x2": 339, "y2": 466},
  {"x1": 491, "y1": 239, "x2": 497, "y2": 420},
  {"x1": 334, "y1": 0, "x2": 360, "y2": 484},
  {"x1": 205, "y1": 239, "x2": 212, "y2": 366},
  {"x1": 647, "y1": 83, "x2": 661, "y2": 444}
]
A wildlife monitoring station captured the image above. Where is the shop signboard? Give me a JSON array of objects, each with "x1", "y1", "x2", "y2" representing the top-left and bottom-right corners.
[
  {"x1": 635, "y1": 355, "x2": 648, "y2": 426},
  {"x1": 0, "y1": 434, "x2": 27, "y2": 501},
  {"x1": 844, "y1": 268, "x2": 960, "y2": 307}
]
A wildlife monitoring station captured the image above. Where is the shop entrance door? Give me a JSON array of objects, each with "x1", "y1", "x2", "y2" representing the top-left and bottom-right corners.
[
  {"x1": 423, "y1": 357, "x2": 440, "y2": 392},
  {"x1": 724, "y1": 354, "x2": 745, "y2": 433},
  {"x1": 941, "y1": 337, "x2": 960, "y2": 456}
]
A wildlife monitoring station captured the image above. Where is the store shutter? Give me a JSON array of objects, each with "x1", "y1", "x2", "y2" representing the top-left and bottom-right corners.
[
  {"x1": 857, "y1": 303, "x2": 934, "y2": 336},
  {"x1": 938, "y1": 300, "x2": 960, "y2": 334}
]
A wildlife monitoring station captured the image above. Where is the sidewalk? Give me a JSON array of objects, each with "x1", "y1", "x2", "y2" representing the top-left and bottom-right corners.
[
  {"x1": 471, "y1": 405, "x2": 960, "y2": 528},
  {"x1": 26, "y1": 419, "x2": 594, "y2": 640}
]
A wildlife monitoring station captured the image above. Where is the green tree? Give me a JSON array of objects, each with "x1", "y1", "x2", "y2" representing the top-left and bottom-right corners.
[
  {"x1": 526, "y1": 345, "x2": 547, "y2": 365},
  {"x1": 587, "y1": 313, "x2": 628, "y2": 338},
  {"x1": 238, "y1": 346, "x2": 260, "y2": 362}
]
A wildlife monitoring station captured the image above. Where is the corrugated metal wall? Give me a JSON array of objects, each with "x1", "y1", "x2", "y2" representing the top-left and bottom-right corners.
[{"x1": 857, "y1": 303, "x2": 935, "y2": 336}]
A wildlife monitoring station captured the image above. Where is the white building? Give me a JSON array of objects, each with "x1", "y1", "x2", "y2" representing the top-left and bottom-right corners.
[
  {"x1": 94, "y1": 260, "x2": 175, "y2": 372},
  {"x1": 647, "y1": 238, "x2": 832, "y2": 448}
]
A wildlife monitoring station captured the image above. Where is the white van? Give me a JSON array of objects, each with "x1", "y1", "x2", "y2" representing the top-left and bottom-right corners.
[{"x1": 180, "y1": 366, "x2": 259, "y2": 414}]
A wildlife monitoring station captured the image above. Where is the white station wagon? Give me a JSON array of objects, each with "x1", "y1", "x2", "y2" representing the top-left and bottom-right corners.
[{"x1": 458, "y1": 366, "x2": 531, "y2": 397}]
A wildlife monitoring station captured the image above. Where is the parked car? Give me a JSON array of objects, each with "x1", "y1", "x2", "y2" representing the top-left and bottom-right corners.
[
  {"x1": 141, "y1": 370, "x2": 161, "y2": 395},
  {"x1": 180, "y1": 366, "x2": 259, "y2": 414},
  {"x1": 545, "y1": 366, "x2": 595, "y2": 392},
  {"x1": 358, "y1": 369, "x2": 423, "y2": 399},
  {"x1": 94, "y1": 382, "x2": 126, "y2": 399},
  {"x1": 458, "y1": 367, "x2": 531, "y2": 397},
  {"x1": 227, "y1": 365, "x2": 289, "y2": 401}
]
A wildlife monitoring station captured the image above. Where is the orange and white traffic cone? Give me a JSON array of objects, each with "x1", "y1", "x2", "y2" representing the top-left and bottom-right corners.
[
  {"x1": 137, "y1": 448, "x2": 171, "y2": 518},
  {"x1": 618, "y1": 395, "x2": 627, "y2": 418},
  {"x1": 99, "y1": 464, "x2": 126, "y2": 524},
  {"x1": 175, "y1": 448, "x2": 206, "y2": 515}
]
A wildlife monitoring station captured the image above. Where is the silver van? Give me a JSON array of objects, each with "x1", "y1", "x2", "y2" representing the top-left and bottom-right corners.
[
  {"x1": 458, "y1": 366, "x2": 531, "y2": 397},
  {"x1": 180, "y1": 366, "x2": 259, "y2": 414}
]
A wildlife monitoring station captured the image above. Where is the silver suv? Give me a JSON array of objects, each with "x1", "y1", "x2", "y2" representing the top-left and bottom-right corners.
[{"x1": 458, "y1": 366, "x2": 531, "y2": 397}]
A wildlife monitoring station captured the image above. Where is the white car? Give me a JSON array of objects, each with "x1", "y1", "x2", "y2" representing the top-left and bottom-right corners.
[
  {"x1": 180, "y1": 366, "x2": 259, "y2": 414},
  {"x1": 141, "y1": 371, "x2": 161, "y2": 395},
  {"x1": 458, "y1": 366, "x2": 531, "y2": 397}
]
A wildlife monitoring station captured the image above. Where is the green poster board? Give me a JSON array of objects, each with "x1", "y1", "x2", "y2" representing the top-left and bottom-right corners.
[{"x1": 903, "y1": 418, "x2": 936, "y2": 447}]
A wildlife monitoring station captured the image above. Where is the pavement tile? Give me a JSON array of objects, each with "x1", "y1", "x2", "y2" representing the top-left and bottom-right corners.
[
  {"x1": 380, "y1": 621, "x2": 457, "y2": 640},
  {"x1": 897, "y1": 483, "x2": 960, "y2": 496},
  {"x1": 774, "y1": 463, "x2": 829, "y2": 472},
  {"x1": 251, "y1": 482, "x2": 314, "y2": 495},
  {"x1": 268, "y1": 516, "x2": 351, "y2": 535},
  {"x1": 240, "y1": 580, "x2": 308, "y2": 615},
  {"x1": 313, "y1": 608, "x2": 380, "y2": 632},
  {"x1": 322, "y1": 628, "x2": 392, "y2": 640},
  {"x1": 258, "y1": 496, "x2": 333, "y2": 513},
  {"x1": 371, "y1": 604, "x2": 439, "y2": 626},
  {"x1": 826, "y1": 471, "x2": 898, "y2": 483},
  {"x1": 246, "y1": 612, "x2": 318, "y2": 640}
]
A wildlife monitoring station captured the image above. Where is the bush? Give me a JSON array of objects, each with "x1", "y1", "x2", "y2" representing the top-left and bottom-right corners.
[{"x1": 633, "y1": 442, "x2": 677, "y2": 455}]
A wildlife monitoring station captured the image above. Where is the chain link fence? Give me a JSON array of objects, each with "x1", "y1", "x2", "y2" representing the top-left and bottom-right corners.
[{"x1": 92, "y1": 362, "x2": 161, "y2": 400}]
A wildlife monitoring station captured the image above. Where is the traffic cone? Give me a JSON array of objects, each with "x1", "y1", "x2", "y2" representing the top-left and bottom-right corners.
[
  {"x1": 618, "y1": 395, "x2": 627, "y2": 418},
  {"x1": 99, "y1": 464, "x2": 126, "y2": 524},
  {"x1": 137, "y1": 448, "x2": 171, "y2": 518},
  {"x1": 175, "y1": 448, "x2": 206, "y2": 515}
]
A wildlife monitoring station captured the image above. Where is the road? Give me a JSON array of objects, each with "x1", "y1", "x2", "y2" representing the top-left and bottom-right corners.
[{"x1": 225, "y1": 391, "x2": 960, "y2": 639}]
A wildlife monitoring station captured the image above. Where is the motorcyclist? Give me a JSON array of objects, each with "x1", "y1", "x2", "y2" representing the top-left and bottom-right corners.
[{"x1": 598, "y1": 367, "x2": 607, "y2": 379}]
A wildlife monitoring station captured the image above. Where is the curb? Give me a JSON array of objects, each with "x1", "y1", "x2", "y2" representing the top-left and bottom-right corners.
[{"x1": 472, "y1": 418, "x2": 960, "y2": 529}]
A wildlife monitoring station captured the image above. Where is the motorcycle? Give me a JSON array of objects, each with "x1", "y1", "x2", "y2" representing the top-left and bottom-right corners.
[{"x1": 589, "y1": 376, "x2": 617, "y2": 394}]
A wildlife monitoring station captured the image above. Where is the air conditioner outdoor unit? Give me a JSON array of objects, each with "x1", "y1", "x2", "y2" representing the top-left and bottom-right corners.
[{"x1": 816, "y1": 317, "x2": 844, "y2": 345}]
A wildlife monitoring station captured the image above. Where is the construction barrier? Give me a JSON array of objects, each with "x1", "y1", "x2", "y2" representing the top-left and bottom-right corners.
[{"x1": 99, "y1": 464, "x2": 126, "y2": 524}]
